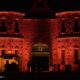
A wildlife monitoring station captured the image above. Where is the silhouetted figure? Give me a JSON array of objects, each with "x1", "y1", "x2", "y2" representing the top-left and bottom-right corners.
[
  {"x1": 5, "y1": 60, "x2": 9, "y2": 72},
  {"x1": 5, "y1": 62, "x2": 19, "y2": 73},
  {"x1": 27, "y1": 61, "x2": 31, "y2": 72},
  {"x1": 31, "y1": 61, "x2": 35, "y2": 72},
  {"x1": 10, "y1": 62, "x2": 19, "y2": 72}
]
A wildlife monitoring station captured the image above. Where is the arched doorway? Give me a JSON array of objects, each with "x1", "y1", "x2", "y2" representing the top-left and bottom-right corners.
[{"x1": 31, "y1": 43, "x2": 50, "y2": 72}]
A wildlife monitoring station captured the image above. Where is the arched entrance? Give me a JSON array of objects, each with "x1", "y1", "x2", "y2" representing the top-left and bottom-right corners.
[{"x1": 31, "y1": 43, "x2": 50, "y2": 72}]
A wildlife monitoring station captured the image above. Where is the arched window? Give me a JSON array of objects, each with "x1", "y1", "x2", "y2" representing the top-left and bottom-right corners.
[
  {"x1": 31, "y1": 43, "x2": 50, "y2": 72},
  {"x1": 61, "y1": 20, "x2": 66, "y2": 33},
  {"x1": 1, "y1": 19, "x2": 6, "y2": 32},
  {"x1": 15, "y1": 20, "x2": 19, "y2": 33},
  {"x1": 32, "y1": 43, "x2": 49, "y2": 52},
  {"x1": 73, "y1": 19, "x2": 79, "y2": 32}
]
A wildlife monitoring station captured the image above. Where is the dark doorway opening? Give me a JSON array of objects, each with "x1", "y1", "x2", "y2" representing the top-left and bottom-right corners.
[
  {"x1": 65, "y1": 65, "x2": 71, "y2": 72},
  {"x1": 31, "y1": 43, "x2": 50, "y2": 72},
  {"x1": 31, "y1": 56, "x2": 49, "y2": 72}
]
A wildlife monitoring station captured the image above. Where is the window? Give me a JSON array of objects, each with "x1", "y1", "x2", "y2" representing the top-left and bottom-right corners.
[
  {"x1": 61, "y1": 50, "x2": 65, "y2": 64},
  {"x1": 2, "y1": 50, "x2": 5, "y2": 56},
  {"x1": 7, "y1": 50, "x2": 12, "y2": 54},
  {"x1": 15, "y1": 20, "x2": 19, "y2": 33},
  {"x1": 15, "y1": 50, "x2": 18, "y2": 56},
  {"x1": 61, "y1": 20, "x2": 66, "y2": 33},
  {"x1": 74, "y1": 49, "x2": 78, "y2": 64},
  {"x1": 73, "y1": 19, "x2": 79, "y2": 32},
  {"x1": 1, "y1": 19, "x2": 6, "y2": 32}
]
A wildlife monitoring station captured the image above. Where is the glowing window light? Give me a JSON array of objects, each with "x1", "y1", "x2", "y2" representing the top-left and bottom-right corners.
[{"x1": 7, "y1": 50, "x2": 12, "y2": 54}]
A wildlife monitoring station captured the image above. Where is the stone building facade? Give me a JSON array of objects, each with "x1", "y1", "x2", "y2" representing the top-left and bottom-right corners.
[{"x1": 0, "y1": 11, "x2": 80, "y2": 72}]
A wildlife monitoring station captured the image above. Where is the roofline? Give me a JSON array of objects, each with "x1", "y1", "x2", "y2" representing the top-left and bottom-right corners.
[
  {"x1": 56, "y1": 11, "x2": 80, "y2": 16},
  {"x1": 0, "y1": 11, "x2": 25, "y2": 17}
]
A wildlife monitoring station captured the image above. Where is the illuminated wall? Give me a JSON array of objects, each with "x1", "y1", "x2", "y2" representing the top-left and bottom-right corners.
[
  {"x1": 0, "y1": 37, "x2": 24, "y2": 72},
  {"x1": 0, "y1": 11, "x2": 80, "y2": 72},
  {"x1": 22, "y1": 19, "x2": 52, "y2": 72},
  {"x1": 21, "y1": 19, "x2": 38, "y2": 72},
  {"x1": 0, "y1": 11, "x2": 28, "y2": 72},
  {"x1": 51, "y1": 11, "x2": 80, "y2": 72}
]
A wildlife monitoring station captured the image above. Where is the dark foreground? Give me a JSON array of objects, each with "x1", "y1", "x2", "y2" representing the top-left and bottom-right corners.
[{"x1": 1, "y1": 72, "x2": 80, "y2": 80}]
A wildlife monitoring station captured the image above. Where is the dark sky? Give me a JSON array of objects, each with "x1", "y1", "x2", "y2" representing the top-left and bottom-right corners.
[
  {"x1": 0, "y1": 0, "x2": 80, "y2": 18},
  {"x1": 0, "y1": 0, "x2": 80, "y2": 11}
]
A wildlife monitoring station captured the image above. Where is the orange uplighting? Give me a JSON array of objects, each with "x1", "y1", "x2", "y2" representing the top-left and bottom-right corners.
[
  {"x1": 0, "y1": 10, "x2": 80, "y2": 72},
  {"x1": 7, "y1": 50, "x2": 12, "y2": 54}
]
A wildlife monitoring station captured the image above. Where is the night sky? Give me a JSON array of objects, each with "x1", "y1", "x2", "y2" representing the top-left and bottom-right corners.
[{"x1": 0, "y1": 0, "x2": 80, "y2": 18}]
